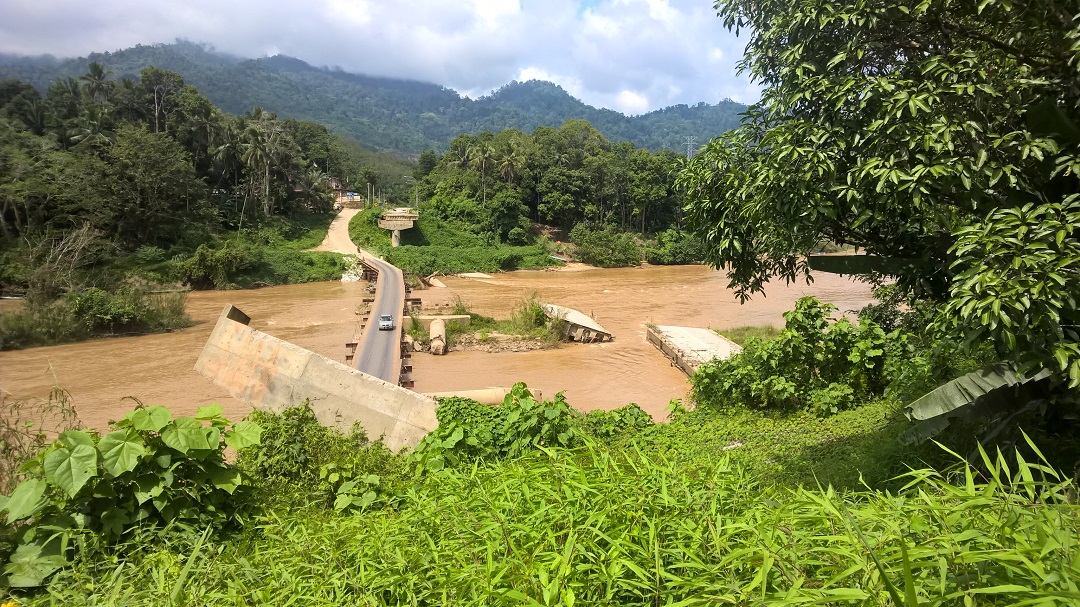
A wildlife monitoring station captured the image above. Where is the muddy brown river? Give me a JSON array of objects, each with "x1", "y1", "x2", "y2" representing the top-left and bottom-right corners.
[{"x1": 0, "y1": 265, "x2": 876, "y2": 432}]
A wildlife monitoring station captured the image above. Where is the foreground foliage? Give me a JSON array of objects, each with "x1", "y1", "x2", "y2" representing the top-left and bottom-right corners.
[
  {"x1": 693, "y1": 297, "x2": 889, "y2": 416},
  {"x1": 5, "y1": 436, "x2": 1078, "y2": 605},
  {"x1": 0, "y1": 405, "x2": 260, "y2": 587}
]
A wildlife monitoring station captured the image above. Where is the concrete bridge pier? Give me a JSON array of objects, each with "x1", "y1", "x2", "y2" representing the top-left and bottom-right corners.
[{"x1": 378, "y1": 208, "x2": 418, "y2": 248}]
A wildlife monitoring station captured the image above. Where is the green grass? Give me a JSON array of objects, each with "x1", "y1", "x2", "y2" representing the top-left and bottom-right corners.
[
  {"x1": 716, "y1": 324, "x2": 782, "y2": 346},
  {"x1": 634, "y1": 397, "x2": 918, "y2": 489},
  {"x1": 437, "y1": 293, "x2": 563, "y2": 346},
  {"x1": 3, "y1": 387, "x2": 1079, "y2": 604},
  {"x1": 347, "y1": 207, "x2": 393, "y2": 253},
  {"x1": 11, "y1": 438, "x2": 1078, "y2": 606}
]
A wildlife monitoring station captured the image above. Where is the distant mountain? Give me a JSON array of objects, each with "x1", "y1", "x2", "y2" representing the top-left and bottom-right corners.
[{"x1": 0, "y1": 41, "x2": 747, "y2": 157}]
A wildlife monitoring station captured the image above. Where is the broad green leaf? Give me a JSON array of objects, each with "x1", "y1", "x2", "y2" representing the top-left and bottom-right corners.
[
  {"x1": 100, "y1": 507, "x2": 131, "y2": 538},
  {"x1": 205, "y1": 465, "x2": 242, "y2": 494},
  {"x1": 334, "y1": 493, "x2": 354, "y2": 511},
  {"x1": 358, "y1": 490, "x2": 377, "y2": 508},
  {"x1": 161, "y1": 417, "x2": 212, "y2": 453},
  {"x1": 58, "y1": 430, "x2": 94, "y2": 448},
  {"x1": 134, "y1": 474, "x2": 164, "y2": 504},
  {"x1": 224, "y1": 420, "x2": 262, "y2": 449},
  {"x1": 98, "y1": 429, "x2": 146, "y2": 476},
  {"x1": 43, "y1": 444, "x2": 98, "y2": 498},
  {"x1": 2, "y1": 477, "x2": 48, "y2": 522},
  {"x1": 130, "y1": 406, "x2": 172, "y2": 432},
  {"x1": 195, "y1": 403, "x2": 225, "y2": 421},
  {"x1": 905, "y1": 364, "x2": 1052, "y2": 421},
  {"x1": 3, "y1": 538, "x2": 68, "y2": 587}
]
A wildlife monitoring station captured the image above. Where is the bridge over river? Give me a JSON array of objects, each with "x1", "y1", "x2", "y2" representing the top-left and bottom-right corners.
[{"x1": 194, "y1": 209, "x2": 436, "y2": 450}]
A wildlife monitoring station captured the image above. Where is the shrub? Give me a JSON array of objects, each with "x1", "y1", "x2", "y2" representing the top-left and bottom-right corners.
[
  {"x1": 177, "y1": 240, "x2": 259, "y2": 289},
  {"x1": 579, "y1": 403, "x2": 654, "y2": 441},
  {"x1": 236, "y1": 402, "x2": 401, "y2": 509},
  {"x1": 692, "y1": 297, "x2": 891, "y2": 415},
  {"x1": 645, "y1": 228, "x2": 706, "y2": 265},
  {"x1": 408, "y1": 383, "x2": 580, "y2": 474},
  {"x1": 569, "y1": 222, "x2": 642, "y2": 267},
  {"x1": 0, "y1": 301, "x2": 84, "y2": 350},
  {"x1": 0, "y1": 404, "x2": 260, "y2": 587}
]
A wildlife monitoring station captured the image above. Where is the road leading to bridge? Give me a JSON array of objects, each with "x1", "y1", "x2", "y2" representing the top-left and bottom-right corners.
[
  {"x1": 355, "y1": 255, "x2": 404, "y2": 383},
  {"x1": 311, "y1": 207, "x2": 406, "y2": 384}
]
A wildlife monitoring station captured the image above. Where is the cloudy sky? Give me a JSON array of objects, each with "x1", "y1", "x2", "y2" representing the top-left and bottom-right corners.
[{"x1": 1, "y1": 0, "x2": 758, "y2": 115}]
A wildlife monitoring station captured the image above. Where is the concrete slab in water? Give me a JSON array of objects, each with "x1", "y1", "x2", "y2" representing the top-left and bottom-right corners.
[{"x1": 647, "y1": 325, "x2": 742, "y2": 376}]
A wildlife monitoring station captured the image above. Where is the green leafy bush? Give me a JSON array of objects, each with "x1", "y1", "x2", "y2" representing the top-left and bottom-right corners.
[
  {"x1": 1, "y1": 287, "x2": 191, "y2": 350},
  {"x1": 177, "y1": 236, "x2": 344, "y2": 289},
  {"x1": 0, "y1": 404, "x2": 260, "y2": 587},
  {"x1": 568, "y1": 222, "x2": 642, "y2": 267},
  {"x1": 692, "y1": 297, "x2": 891, "y2": 415},
  {"x1": 236, "y1": 402, "x2": 402, "y2": 508},
  {"x1": 408, "y1": 384, "x2": 580, "y2": 474},
  {"x1": 177, "y1": 240, "x2": 259, "y2": 289},
  {"x1": 579, "y1": 403, "x2": 654, "y2": 441},
  {"x1": 0, "y1": 302, "x2": 85, "y2": 350},
  {"x1": 645, "y1": 228, "x2": 705, "y2": 265}
]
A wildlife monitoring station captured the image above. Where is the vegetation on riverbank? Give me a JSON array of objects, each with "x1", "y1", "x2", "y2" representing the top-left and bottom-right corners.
[
  {"x1": 349, "y1": 207, "x2": 558, "y2": 275},
  {"x1": 0, "y1": 64, "x2": 395, "y2": 347}
]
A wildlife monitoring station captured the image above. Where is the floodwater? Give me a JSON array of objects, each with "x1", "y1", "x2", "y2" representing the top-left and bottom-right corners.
[
  {"x1": 412, "y1": 265, "x2": 876, "y2": 419},
  {"x1": 0, "y1": 265, "x2": 876, "y2": 432},
  {"x1": 0, "y1": 281, "x2": 369, "y2": 432}
]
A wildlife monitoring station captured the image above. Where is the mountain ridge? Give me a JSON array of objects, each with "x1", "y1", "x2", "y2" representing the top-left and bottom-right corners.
[{"x1": 0, "y1": 41, "x2": 746, "y2": 157}]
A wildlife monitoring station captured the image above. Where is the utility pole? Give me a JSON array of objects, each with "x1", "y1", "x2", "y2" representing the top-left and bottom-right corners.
[{"x1": 684, "y1": 135, "x2": 698, "y2": 159}]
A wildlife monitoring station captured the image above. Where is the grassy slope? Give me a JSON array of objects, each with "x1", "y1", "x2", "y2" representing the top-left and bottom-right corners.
[{"x1": 20, "y1": 404, "x2": 1079, "y2": 605}]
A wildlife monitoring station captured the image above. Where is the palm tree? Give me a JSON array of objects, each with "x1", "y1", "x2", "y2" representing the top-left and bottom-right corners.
[
  {"x1": 15, "y1": 96, "x2": 47, "y2": 135},
  {"x1": 211, "y1": 120, "x2": 244, "y2": 191},
  {"x1": 79, "y1": 62, "x2": 112, "y2": 104},
  {"x1": 70, "y1": 105, "x2": 114, "y2": 146},
  {"x1": 470, "y1": 144, "x2": 496, "y2": 207},
  {"x1": 497, "y1": 142, "x2": 526, "y2": 185},
  {"x1": 241, "y1": 125, "x2": 272, "y2": 217}
]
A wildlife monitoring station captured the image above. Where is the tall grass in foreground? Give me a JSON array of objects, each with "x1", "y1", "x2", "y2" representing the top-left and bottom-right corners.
[{"x1": 21, "y1": 444, "x2": 1079, "y2": 606}]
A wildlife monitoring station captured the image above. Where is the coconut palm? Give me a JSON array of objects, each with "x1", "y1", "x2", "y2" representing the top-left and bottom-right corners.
[
  {"x1": 497, "y1": 142, "x2": 526, "y2": 185},
  {"x1": 15, "y1": 96, "x2": 47, "y2": 136},
  {"x1": 470, "y1": 143, "x2": 496, "y2": 207},
  {"x1": 79, "y1": 62, "x2": 112, "y2": 104},
  {"x1": 70, "y1": 105, "x2": 115, "y2": 146}
]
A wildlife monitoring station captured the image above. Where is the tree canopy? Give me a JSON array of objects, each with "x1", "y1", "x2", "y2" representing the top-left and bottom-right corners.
[{"x1": 679, "y1": 0, "x2": 1080, "y2": 387}]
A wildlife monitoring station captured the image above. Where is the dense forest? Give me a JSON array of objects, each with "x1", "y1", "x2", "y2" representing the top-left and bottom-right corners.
[
  {"x1": 0, "y1": 63, "x2": 414, "y2": 348},
  {"x1": 346, "y1": 120, "x2": 706, "y2": 274},
  {"x1": 0, "y1": 41, "x2": 747, "y2": 157}
]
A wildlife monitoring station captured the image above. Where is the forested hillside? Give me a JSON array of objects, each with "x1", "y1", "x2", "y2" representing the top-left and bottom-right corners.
[
  {"x1": 0, "y1": 62, "x2": 416, "y2": 348},
  {"x1": 0, "y1": 41, "x2": 746, "y2": 157}
]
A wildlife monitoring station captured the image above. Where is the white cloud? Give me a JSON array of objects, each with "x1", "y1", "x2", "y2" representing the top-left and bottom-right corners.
[
  {"x1": 0, "y1": 0, "x2": 759, "y2": 112},
  {"x1": 614, "y1": 90, "x2": 649, "y2": 115}
]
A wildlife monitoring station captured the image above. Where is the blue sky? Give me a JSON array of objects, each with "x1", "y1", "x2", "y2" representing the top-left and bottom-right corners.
[{"x1": 0, "y1": 0, "x2": 759, "y2": 114}]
